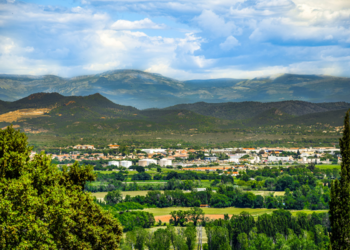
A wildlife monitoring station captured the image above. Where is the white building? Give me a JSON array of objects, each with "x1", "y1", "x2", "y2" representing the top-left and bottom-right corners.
[
  {"x1": 73, "y1": 145, "x2": 95, "y2": 150},
  {"x1": 120, "y1": 160, "x2": 132, "y2": 168},
  {"x1": 249, "y1": 156, "x2": 260, "y2": 164},
  {"x1": 159, "y1": 158, "x2": 172, "y2": 167},
  {"x1": 108, "y1": 161, "x2": 120, "y2": 166},
  {"x1": 268, "y1": 156, "x2": 291, "y2": 162},
  {"x1": 141, "y1": 149, "x2": 167, "y2": 154},
  {"x1": 138, "y1": 159, "x2": 157, "y2": 167}
]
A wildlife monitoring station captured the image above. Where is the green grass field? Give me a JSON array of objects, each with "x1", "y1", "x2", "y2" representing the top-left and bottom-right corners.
[
  {"x1": 143, "y1": 207, "x2": 274, "y2": 217},
  {"x1": 144, "y1": 207, "x2": 328, "y2": 217},
  {"x1": 316, "y1": 164, "x2": 340, "y2": 169}
]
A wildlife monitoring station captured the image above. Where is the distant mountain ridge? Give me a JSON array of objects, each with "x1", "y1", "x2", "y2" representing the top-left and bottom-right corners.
[
  {"x1": 0, "y1": 92, "x2": 349, "y2": 136},
  {"x1": 163, "y1": 101, "x2": 350, "y2": 120},
  {"x1": 1, "y1": 70, "x2": 350, "y2": 109}
]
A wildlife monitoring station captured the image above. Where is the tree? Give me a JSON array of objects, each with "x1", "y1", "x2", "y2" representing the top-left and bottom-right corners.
[
  {"x1": 237, "y1": 233, "x2": 249, "y2": 250},
  {"x1": 170, "y1": 210, "x2": 188, "y2": 227},
  {"x1": 136, "y1": 166, "x2": 145, "y2": 172},
  {"x1": 184, "y1": 226, "x2": 197, "y2": 250},
  {"x1": 105, "y1": 189, "x2": 123, "y2": 205},
  {"x1": 150, "y1": 228, "x2": 170, "y2": 250},
  {"x1": 134, "y1": 227, "x2": 148, "y2": 250},
  {"x1": 0, "y1": 126, "x2": 122, "y2": 249},
  {"x1": 187, "y1": 207, "x2": 205, "y2": 226},
  {"x1": 330, "y1": 110, "x2": 350, "y2": 249}
]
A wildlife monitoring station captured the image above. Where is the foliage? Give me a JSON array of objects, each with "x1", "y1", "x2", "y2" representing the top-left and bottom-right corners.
[
  {"x1": 0, "y1": 126, "x2": 122, "y2": 249},
  {"x1": 329, "y1": 110, "x2": 350, "y2": 249},
  {"x1": 104, "y1": 189, "x2": 123, "y2": 205}
]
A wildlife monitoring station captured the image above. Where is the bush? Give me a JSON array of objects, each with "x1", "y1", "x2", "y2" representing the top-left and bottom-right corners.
[{"x1": 113, "y1": 202, "x2": 144, "y2": 211}]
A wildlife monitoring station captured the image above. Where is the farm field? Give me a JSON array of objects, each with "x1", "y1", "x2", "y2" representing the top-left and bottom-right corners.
[
  {"x1": 316, "y1": 164, "x2": 340, "y2": 169},
  {"x1": 90, "y1": 190, "x2": 286, "y2": 201},
  {"x1": 90, "y1": 191, "x2": 158, "y2": 200},
  {"x1": 144, "y1": 207, "x2": 274, "y2": 217},
  {"x1": 250, "y1": 191, "x2": 285, "y2": 196},
  {"x1": 145, "y1": 207, "x2": 328, "y2": 217},
  {"x1": 91, "y1": 192, "x2": 108, "y2": 200}
]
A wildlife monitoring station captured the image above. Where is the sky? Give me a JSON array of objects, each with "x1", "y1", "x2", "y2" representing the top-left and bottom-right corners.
[{"x1": 0, "y1": 0, "x2": 350, "y2": 80}]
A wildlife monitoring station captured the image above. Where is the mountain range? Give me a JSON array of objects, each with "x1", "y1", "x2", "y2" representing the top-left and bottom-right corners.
[
  {"x1": 1, "y1": 70, "x2": 350, "y2": 109},
  {"x1": 0, "y1": 92, "x2": 349, "y2": 138}
]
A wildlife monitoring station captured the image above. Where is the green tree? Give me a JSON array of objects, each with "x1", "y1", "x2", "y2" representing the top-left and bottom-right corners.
[
  {"x1": 329, "y1": 110, "x2": 350, "y2": 249},
  {"x1": 187, "y1": 207, "x2": 205, "y2": 226},
  {"x1": 150, "y1": 228, "x2": 171, "y2": 250},
  {"x1": 105, "y1": 189, "x2": 123, "y2": 205},
  {"x1": 134, "y1": 227, "x2": 147, "y2": 250},
  {"x1": 237, "y1": 232, "x2": 249, "y2": 250},
  {"x1": 0, "y1": 126, "x2": 122, "y2": 249},
  {"x1": 184, "y1": 226, "x2": 197, "y2": 250}
]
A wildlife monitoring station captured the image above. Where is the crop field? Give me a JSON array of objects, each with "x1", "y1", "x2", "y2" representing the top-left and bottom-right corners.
[
  {"x1": 90, "y1": 192, "x2": 108, "y2": 200},
  {"x1": 250, "y1": 191, "x2": 285, "y2": 197},
  {"x1": 144, "y1": 207, "x2": 274, "y2": 217},
  {"x1": 145, "y1": 207, "x2": 328, "y2": 218},
  {"x1": 316, "y1": 164, "x2": 340, "y2": 169},
  {"x1": 290, "y1": 210, "x2": 328, "y2": 216}
]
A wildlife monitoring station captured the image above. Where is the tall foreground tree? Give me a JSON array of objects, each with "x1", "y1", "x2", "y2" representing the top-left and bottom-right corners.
[
  {"x1": 0, "y1": 126, "x2": 122, "y2": 249},
  {"x1": 330, "y1": 111, "x2": 350, "y2": 249}
]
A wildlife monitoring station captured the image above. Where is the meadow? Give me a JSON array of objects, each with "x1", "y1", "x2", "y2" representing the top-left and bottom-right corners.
[
  {"x1": 316, "y1": 164, "x2": 341, "y2": 169},
  {"x1": 143, "y1": 207, "x2": 328, "y2": 217}
]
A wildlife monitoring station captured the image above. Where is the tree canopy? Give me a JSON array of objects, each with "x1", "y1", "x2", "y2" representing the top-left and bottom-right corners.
[
  {"x1": 0, "y1": 126, "x2": 122, "y2": 249},
  {"x1": 330, "y1": 110, "x2": 350, "y2": 249}
]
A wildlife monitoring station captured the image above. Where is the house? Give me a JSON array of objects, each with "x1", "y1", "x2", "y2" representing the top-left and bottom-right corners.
[
  {"x1": 120, "y1": 160, "x2": 132, "y2": 168},
  {"x1": 142, "y1": 149, "x2": 167, "y2": 154},
  {"x1": 73, "y1": 145, "x2": 95, "y2": 150},
  {"x1": 268, "y1": 156, "x2": 290, "y2": 162},
  {"x1": 231, "y1": 172, "x2": 239, "y2": 176},
  {"x1": 138, "y1": 159, "x2": 157, "y2": 167},
  {"x1": 108, "y1": 161, "x2": 120, "y2": 166},
  {"x1": 205, "y1": 156, "x2": 218, "y2": 162},
  {"x1": 159, "y1": 158, "x2": 172, "y2": 167},
  {"x1": 108, "y1": 144, "x2": 120, "y2": 149},
  {"x1": 193, "y1": 188, "x2": 206, "y2": 192}
]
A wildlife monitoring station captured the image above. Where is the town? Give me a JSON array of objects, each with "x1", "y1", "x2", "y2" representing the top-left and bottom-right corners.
[{"x1": 42, "y1": 144, "x2": 341, "y2": 170}]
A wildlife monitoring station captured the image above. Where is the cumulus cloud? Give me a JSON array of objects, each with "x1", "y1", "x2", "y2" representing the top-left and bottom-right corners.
[
  {"x1": 193, "y1": 10, "x2": 241, "y2": 37},
  {"x1": 0, "y1": 0, "x2": 350, "y2": 80},
  {"x1": 220, "y1": 36, "x2": 240, "y2": 50},
  {"x1": 111, "y1": 18, "x2": 166, "y2": 30}
]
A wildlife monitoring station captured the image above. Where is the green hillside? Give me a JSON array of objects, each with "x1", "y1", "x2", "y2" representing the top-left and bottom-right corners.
[
  {"x1": 164, "y1": 101, "x2": 350, "y2": 120},
  {"x1": 0, "y1": 92, "x2": 348, "y2": 149}
]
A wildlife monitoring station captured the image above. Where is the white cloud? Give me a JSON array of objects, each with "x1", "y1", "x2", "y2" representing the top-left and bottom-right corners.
[
  {"x1": 111, "y1": 18, "x2": 166, "y2": 30},
  {"x1": 249, "y1": 17, "x2": 350, "y2": 43},
  {"x1": 220, "y1": 36, "x2": 240, "y2": 50},
  {"x1": 193, "y1": 10, "x2": 241, "y2": 37}
]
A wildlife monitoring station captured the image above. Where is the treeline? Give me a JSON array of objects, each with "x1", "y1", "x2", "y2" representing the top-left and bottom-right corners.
[
  {"x1": 118, "y1": 210, "x2": 330, "y2": 250},
  {"x1": 204, "y1": 210, "x2": 330, "y2": 250},
  {"x1": 98, "y1": 202, "x2": 155, "y2": 232},
  {"x1": 85, "y1": 178, "x2": 201, "y2": 192},
  {"x1": 121, "y1": 225, "x2": 197, "y2": 250},
  {"x1": 124, "y1": 184, "x2": 330, "y2": 210}
]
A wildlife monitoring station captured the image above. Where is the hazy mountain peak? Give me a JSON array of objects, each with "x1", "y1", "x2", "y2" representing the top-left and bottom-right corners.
[{"x1": 1, "y1": 70, "x2": 350, "y2": 109}]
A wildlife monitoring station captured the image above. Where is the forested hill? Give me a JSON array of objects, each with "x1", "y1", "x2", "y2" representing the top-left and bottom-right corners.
[
  {"x1": 0, "y1": 92, "x2": 349, "y2": 137},
  {"x1": 1, "y1": 70, "x2": 350, "y2": 109},
  {"x1": 161, "y1": 101, "x2": 350, "y2": 120},
  {"x1": 0, "y1": 92, "x2": 138, "y2": 116}
]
